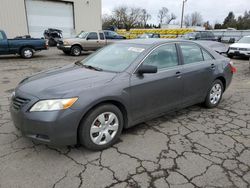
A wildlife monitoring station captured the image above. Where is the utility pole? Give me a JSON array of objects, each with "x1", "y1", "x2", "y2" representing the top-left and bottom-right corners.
[{"x1": 180, "y1": 0, "x2": 187, "y2": 28}]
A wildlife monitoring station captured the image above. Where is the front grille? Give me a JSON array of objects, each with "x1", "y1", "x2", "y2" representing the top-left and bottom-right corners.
[
  {"x1": 239, "y1": 48, "x2": 248, "y2": 51},
  {"x1": 12, "y1": 97, "x2": 30, "y2": 110}
]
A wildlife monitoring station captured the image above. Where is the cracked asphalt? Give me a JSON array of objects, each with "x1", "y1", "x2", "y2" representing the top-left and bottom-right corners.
[{"x1": 0, "y1": 48, "x2": 250, "y2": 188}]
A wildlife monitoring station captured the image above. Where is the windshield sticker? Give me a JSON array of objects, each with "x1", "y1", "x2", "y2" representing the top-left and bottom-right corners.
[{"x1": 128, "y1": 47, "x2": 145, "y2": 53}]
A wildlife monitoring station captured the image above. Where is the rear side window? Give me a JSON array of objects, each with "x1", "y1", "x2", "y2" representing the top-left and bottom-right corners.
[
  {"x1": 202, "y1": 49, "x2": 214, "y2": 60},
  {"x1": 87, "y1": 32, "x2": 98, "y2": 40},
  {"x1": 180, "y1": 43, "x2": 203, "y2": 64},
  {"x1": 99, "y1": 33, "x2": 105, "y2": 40},
  {"x1": 0, "y1": 32, "x2": 3, "y2": 40},
  {"x1": 143, "y1": 44, "x2": 179, "y2": 70}
]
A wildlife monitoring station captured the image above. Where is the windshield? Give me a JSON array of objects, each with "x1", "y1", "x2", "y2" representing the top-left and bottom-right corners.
[
  {"x1": 238, "y1": 37, "x2": 250, "y2": 43},
  {"x1": 76, "y1": 31, "x2": 88, "y2": 39},
  {"x1": 81, "y1": 44, "x2": 146, "y2": 72}
]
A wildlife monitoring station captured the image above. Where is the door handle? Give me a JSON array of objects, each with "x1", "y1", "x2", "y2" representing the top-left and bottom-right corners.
[{"x1": 176, "y1": 71, "x2": 181, "y2": 78}]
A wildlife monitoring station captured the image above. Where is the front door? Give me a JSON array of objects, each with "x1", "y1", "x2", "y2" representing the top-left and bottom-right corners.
[
  {"x1": 85, "y1": 32, "x2": 100, "y2": 51},
  {"x1": 0, "y1": 32, "x2": 8, "y2": 54},
  {"x1": 129, "y1": 43, "x2": 183, "y2": 121}
]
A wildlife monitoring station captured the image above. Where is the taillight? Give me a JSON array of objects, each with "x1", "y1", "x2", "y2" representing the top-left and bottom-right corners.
[{"x1": 229, "y1": 61, "x2": 237, "y2": 73}]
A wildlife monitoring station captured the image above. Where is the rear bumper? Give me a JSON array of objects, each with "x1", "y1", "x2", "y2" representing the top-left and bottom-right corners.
[{"x1": 10, "y1": 90, "x2": 82, "y2": 146}]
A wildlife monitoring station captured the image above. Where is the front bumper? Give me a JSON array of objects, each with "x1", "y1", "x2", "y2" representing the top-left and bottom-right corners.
[
  {"x1": 228, "y1": 50, "x2": 250, "y2": 57},
  {"x1": 10, "y1": 90, "x2": 82, "y2": 146},
  {"x1": 57, "y1": 44, "x2": 71, "y2": 51}
]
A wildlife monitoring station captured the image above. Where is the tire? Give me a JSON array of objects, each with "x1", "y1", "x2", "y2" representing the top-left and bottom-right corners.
[
  {"x1": 20, "y1": 47, "x2": 34, "y2": 59},
  {"x1": 70, "y1": 46, "x2": 81, "y2": 56},
  {"x1": 63, "y1": 50, "x2": 70, "y2": 55},
  {"x1": 204, "y1": 79, "x2": 224, "y2": 108},
  {"x1": 79, "y1": 104, "x2": 124, "y2": 150}
]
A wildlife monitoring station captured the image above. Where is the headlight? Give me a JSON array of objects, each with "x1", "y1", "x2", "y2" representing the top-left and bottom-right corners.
[
  {"x1": 30, "y1": 98, "x2": 78, "y2": 112},
  {"x1": 63, "y1": 41, "x2": 70, "y2": 45}
]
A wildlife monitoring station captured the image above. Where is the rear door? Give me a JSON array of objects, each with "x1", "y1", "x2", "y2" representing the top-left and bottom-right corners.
[
  {"x1": 85, "y1": 32, "x2": 100, "y2": 50},
  {"x1": 129, "y1": 43, "x2": 183, "y2": 121},
  {"x1": 178, "y1": 42, "x2": 216, "y2": 106},
  {"x1": 0, "y1": 32, "x2": 9, "y2": 54},
  {"x1": 98, "y1": 32, "x2": 107, "y2": 48}
]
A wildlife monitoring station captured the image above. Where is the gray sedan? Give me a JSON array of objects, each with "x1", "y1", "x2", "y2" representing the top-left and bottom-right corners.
[{"x1": 10, "y1": 39, "x2": 236, "y2": 150}]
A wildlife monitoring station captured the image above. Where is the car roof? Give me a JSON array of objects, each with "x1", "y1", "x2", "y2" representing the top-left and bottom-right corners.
[{"x1": 117, "y1": 38, "x2": 203, "y2": 46}]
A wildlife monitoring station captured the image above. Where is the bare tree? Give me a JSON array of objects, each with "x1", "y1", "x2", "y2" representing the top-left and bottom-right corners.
[
  {"x1": 141, "y1": 9, "x2": 151, "y2": 27},
  {"x1": 191, "y1": 12, "x2": 203, "y2": 26},
  {"x1": 184, "y1": 12, "x2": 203, "y2": 27},
  {"x1": 158, "y1": 7, "x2": 169, "y2": 25},
  {"x1": 166, "y1": 13, "x2": 177, "y2": 24}
]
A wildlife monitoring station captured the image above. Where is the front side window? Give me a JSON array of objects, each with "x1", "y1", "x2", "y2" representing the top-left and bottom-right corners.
[
  {"x1": 87, "y1": 32, "x2": 98, "y2": 40},
  {"x1": 180, "y1": 43, "x2": 204, "y2": 64},
  {"x1": 143, "y1": 44, "x2": 179, "y2": 70}
]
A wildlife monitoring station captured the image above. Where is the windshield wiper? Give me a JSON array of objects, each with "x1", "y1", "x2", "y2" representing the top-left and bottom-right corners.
[{"x1": 82, "y1": 64, "x2": 103, "y2": 71}]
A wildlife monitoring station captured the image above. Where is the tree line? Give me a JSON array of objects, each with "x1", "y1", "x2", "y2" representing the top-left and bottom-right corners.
[
  {"x1": 102, "y1": 6, "x2": 250, "y2": 30},
  {"x1": 215, "y1": 11, "x2": 250, "y2": 30}
]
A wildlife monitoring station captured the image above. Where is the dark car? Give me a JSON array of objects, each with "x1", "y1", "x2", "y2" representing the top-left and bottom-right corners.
[
  {"x1": 44, "y1": 28, "x2": 63, "y2": 47},
  {"x1": 104, "y1": 30, "x2": 126, "y2": 40},
  {"x1": 10, "y1": 39, "x2": 236, "y2": 150},
  {"x1": 183, "y1": 31, "x2": 216, "y2": 41},
  {"x1": 0, "y1": 30, "x2": 48, "y2": 58},
  {"x1": 138, "y1": 33, "x2": 161, "y2": 39}
]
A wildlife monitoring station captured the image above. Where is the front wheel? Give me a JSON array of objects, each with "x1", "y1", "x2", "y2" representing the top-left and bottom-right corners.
[
  {"x1": 70, "y1": 46, "x2": 81, "y2": 56},
  {"x1": 21, "y1": 47, "x2": 34, "y2": 59},
  {"x1": 204, "y1": 80, "x2": 224, "y2": 108},
  {"x1": 79, "y1": 104, "x2": 124, "y2": 150}
]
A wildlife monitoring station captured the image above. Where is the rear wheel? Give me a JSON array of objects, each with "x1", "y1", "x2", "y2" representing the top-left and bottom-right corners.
[
  {"x1": 204, "y1": 79, "x2": 224, "y2": 108},
  {"x1": 79, "y1": 104, "x2": 123, "y2": 150},
  {"x1": 20, "y1": 47, "x2": 34, "y2": 59},
  {"x1": 71, "y1": 46, "x2": 81, "y2": 56}
]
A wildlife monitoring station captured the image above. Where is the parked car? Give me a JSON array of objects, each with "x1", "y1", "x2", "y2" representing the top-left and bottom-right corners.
[
  {"x1": 0, "y1": 30, "x2": 48, "y2": 58},
  {"x1": 10, "y1": 39, "x2": 236, "y2": 150},
  {"x1": 138, "y1": 33, "x2": 161, "y2": 39},
  {"x1": 44, "y1": 28, "x2": 63, "y2": 47},
  {"x1": 227, "y1": 36, "x2": 250, "y2": 58},
  {"x1": 103, "y1": 30, "x2": 126, "y2": 40},
  {"x1": 57, "y1": 31, "x2": 122, "y2": 56},
  {"x1": 182, "y1": 31, "x2": 216, "y2": 41}
]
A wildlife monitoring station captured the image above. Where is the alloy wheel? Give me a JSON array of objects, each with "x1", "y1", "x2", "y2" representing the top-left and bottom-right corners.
[
  {"x1": 209, "y1": 83, "x2": 222, "y2": 105},
  {"x1": 90, "y1": 112, "x2": 119, "y2": 145}
]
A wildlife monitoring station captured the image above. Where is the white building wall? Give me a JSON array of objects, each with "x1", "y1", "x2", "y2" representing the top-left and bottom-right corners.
[{"x1": 0, "y1": 0, "x2": 102, "y2": 38}]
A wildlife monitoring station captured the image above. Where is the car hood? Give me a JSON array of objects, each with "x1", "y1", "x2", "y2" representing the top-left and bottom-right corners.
[
  {"x1": 63, "y1": 38, "x2": 84, "y2": 44},
  {"x1": 230, "y1": 43, "x2": 250, "y2": 48},
  {"x1": 17, "y1": 64, "x2": 117, "y2": 99}
]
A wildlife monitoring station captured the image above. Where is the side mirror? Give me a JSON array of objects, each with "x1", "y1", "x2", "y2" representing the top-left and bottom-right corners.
[{"x1": 137, "y1": 65, "x2": 157, "y2": 75}]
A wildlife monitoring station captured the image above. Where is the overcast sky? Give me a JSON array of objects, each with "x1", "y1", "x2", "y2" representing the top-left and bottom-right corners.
[{"x1": 102, "y1": 0, "x2": 249, "y2": 25}]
